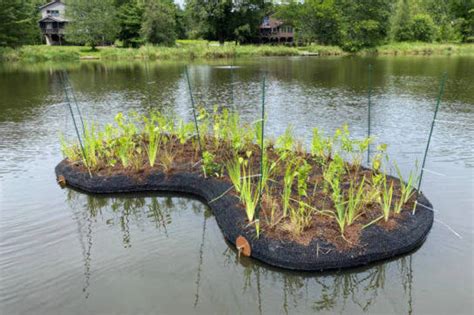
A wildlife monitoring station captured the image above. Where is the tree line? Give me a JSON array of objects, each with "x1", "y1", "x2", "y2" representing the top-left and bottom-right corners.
[{"x1": 1, "y1": 0, "x2": 473, "y2": 51}]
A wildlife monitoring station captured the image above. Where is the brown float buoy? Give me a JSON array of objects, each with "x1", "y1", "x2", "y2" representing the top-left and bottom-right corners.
[
  {"x1": 57, "y1": 175, "x2": 66, "y2": 188},
  {"x1": 236, "y1": 235, "x2": 251, "y2": 257}
]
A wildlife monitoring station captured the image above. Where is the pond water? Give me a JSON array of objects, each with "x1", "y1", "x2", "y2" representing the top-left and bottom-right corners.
[{"x1": 0, "y1": 56, "x2": 473, "y2": 314}]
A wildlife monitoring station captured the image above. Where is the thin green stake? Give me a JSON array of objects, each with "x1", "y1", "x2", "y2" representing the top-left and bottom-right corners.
[
  {"x1": 257, "y1": 74, "x2": 266, "y2": 221},
  {"x1": 417, "y1": 72, "x2": 447, "y2": 192},
  {"x1": 62, "y1": 71, "x2": 85, "y2": 136},
  {"x1": 184, "y1": 66, "x2": 203, "y2": 158},
  {"x1": 367, "y1": 64, "x2": 373, "y2": 165},
  {"x1": 230, "y1": 62, "x2": 235, "y2": 110},
  {"x1": 145, "y1": 61, "x2": 153, "y2": 110},
  {"x1": 62, "y1": 71, "x2": 85, "y2": 135},
  {"x1": 59, "y1": 72, "x2": 88, "y2": 171}
]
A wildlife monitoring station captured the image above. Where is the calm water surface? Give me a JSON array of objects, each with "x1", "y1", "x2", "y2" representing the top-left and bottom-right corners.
[{"x1": 0, "y1": 56, "x2": 473, "y2": 314}]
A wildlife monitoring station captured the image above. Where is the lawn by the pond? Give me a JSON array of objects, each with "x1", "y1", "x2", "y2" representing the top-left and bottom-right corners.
[{"x1": 1, "y1": 41, "x2": 474, "y2": 62}]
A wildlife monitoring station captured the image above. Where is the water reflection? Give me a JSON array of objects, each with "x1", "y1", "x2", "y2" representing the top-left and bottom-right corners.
[
  {"x1": 231, "y1": 253, "x2": 414, "y2": 314},
  {"x1": 66, "y1": 190, "x2": 199, "y2": 298},
  {"x1": 65, "y1": 189, "x2": 416, "y2": 314}
]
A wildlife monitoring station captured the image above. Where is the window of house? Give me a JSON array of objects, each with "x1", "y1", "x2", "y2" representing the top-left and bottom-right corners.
[{"x1": 47, "y1": 10, "x2": 60, "y2": 17}]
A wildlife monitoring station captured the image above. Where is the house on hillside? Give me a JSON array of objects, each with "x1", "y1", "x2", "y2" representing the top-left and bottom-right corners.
[
  {"x1": 38, "y1": 0, "x2": 68, "y2": 45},
  {"x1": 259, "y1": 17, "x2": 294, "y2": 44}
]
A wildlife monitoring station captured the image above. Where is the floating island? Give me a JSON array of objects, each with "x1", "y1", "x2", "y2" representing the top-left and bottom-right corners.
[{"x1": 56, "y1": 108, "x2": 433, "y2": 270}]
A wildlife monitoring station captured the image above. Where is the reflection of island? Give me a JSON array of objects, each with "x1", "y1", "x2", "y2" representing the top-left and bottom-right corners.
[
  {"x1": 66, "y1": 190, "x2": 414, "y2": 314},
  {"x1": 65, "y1": 190, "x2": 203, "y2": 298},
  {"x1": 223, "y1": 244, "x2": 415, "y2": 314}
]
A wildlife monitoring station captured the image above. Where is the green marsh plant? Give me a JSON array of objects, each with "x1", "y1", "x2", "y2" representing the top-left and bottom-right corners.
[
  {"x1": 345, "y1": 177, "x2": 366, "y2": 226},
  {"x1": 282, "y1": 160, "x2": 297, "y2": 217},
  {"x1": 379, "y1": 176, "x2": 394, "y2": 222},
  {"x1": 394, "y1": 162, "x2": 418, "y2": 208},
  {"x1": 202, "y1": 150, "x2": 222, "y2": 177}
]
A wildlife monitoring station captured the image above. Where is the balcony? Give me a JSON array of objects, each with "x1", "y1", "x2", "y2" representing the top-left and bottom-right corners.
[{"x1": 41, "y1": 28, "x2": 66, "y2": 35}]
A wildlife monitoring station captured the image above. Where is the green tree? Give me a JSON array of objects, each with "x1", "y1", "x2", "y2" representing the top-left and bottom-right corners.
[
  {"x1": 66, "y1": 0, "x2": 119, "y2": 49},
  {"x1": 0, "y1": 0, "x2": 41, "y2": 47},
  {"x1": 338, "y1": 0, "x2": 394, "y2": 51},
  {"x1": 185, "y1": 0, "x2": 266, "y2": 44},
  {"x1": 141, "y1": 0, "x2": 177, "y2": 46},
  {"x1": 393, "y1": 0, "x2": 414, "y2": 41},
  {"x1": 175, "y1": 6, "x2": 187, "y2": 39},
  {"x1": 117, "y1": 0, "x2": 144, "y2": 47},
  {"x1": 423, "y1": 0, "x2": 457, "y2": 41},
  {"x1": 186, "y1": 0, "x2": 234, "y2": 44},
  {"x1": 298, "y1": 0, "x2": 341, "y2": 45},
  {"x1": 411, "y1": 13, "x2": 437, "y2": 41},
  {"x1": 450, "y1": 0, "x2": 474, "y2": 42}
]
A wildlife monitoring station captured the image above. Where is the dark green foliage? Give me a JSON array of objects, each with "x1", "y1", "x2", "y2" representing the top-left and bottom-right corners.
[
  {"x1": 186, "y1": 0, "x2": 233, "y2": 44},
  {"x1": 450, "y1": 0, "x2": 474, "y2": 42},
  {"x1": 338, "y1": 0, "x2": 393, "y2": 51},
  {"x1": 277, "y1": 0, "x2": 341, "y2": 45},
  {"x1": 411, "y1": 14, "x2": 438, "y2": 41},
  {"x1": 393, "y1": 0, "x2": 414, "y2": 42},
  {"x1": 175, "y1": 6, "x2": 187, "y2": 40},
  {"x1": 185, "y1": 0, "x2": 267, "y2": 44},
  {"x1": 117, "y1": 1, "x2": 144, "y2": 47},
  {"x1": 276, "y1": 0, "x2": 393, "y2": 51},
  {"x1": 392, "y1": 1, "x2": 438, "y2": 43},
  {"x1": 66, "y1": 0, "x2": 119, "y2": 49},
  {"x1": 424, "y1": 0, "x2": 458, "y2": 41},
  {"x1": 274, "y1": 0, "x2": 471, "y2": 50},
  {"x1": 0, "y1": 0, "x2": 42, "y2": 47},
  {"x1": 1, "y1": 0, "x2": 473, "y2": 51},
  {"x1": 141, "y1": 0, "x2": 177, "y2": 46}
]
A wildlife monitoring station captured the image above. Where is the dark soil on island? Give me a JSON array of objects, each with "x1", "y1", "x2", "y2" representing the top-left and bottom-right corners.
[{"x1": 66, "y1": 134, "x2": 422, "y2": 252}]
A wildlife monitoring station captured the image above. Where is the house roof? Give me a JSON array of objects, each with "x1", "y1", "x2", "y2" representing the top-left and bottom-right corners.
[
  {"x1": 38, "y1": 0, "x2": 63, "y2": 10},
  {"x1": 39, "y1": 16, "x2": 68, "y2": 23},
  {"x1": 260, "y1": 17, "x2": 284, "y2": 29}
]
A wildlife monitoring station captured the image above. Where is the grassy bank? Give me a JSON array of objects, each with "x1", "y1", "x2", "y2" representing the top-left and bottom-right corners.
[
  {"x1": 0, "y1": 43, "x2": 343, "y2": 62},
  {"x1": 1, "y1": 42, "x2": 473, "y2": 62},
  {"x1": 363, "y1": 42, "x2": 474, "y2": 56}
]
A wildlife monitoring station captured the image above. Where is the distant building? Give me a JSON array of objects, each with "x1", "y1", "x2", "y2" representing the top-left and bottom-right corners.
[
  {"x1": 259, "y1": 17, "x2": 294, "y2": 44},
  {"x1": 38, "y1": 0, "x2": 68, "y2": 45}
]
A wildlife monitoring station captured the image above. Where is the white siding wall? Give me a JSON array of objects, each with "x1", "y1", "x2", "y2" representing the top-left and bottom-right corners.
[{"x1": 40, "y1": 2, "x2": 66, "y2": 19}]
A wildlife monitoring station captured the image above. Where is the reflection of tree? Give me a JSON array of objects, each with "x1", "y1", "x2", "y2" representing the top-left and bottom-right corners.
[
  {"x1": 311, "y1": 266, "x2": 388, "y2": 312},
  {"x1": 194, "y1": 212, "x2": 207, "y2": 308},
  {"x1": 67, "y1": 190, "x2": 93, "y2": 299},
  {"x1": 193, "y1": 207, "x2": 212, "y2": 308},
  {"x1": 65, "y1": 190, "x2": 189, "y2": 299},
  {"x1": 147, "y1": 197, "x2": 171, "y2": 237},
  {"x1": 67, "y1": 192, "x2": 178, "y2": 248},
  {"x1": 399, "y1": 255, "x2": 414, "y2": 315},
  {"x1": 235, "y1": 254, "x2": 414, "y2": 314}
]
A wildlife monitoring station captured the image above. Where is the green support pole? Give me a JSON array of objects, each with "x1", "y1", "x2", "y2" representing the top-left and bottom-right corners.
[
  {"x1": 185, "y1": 66, "x2": 203, "y2": 158},
  {"x1": 145, "y1": 61, "x2": 153, "y2": 110},
  {"x1": 230, "y1": 58, "x2": 235, "y2": 109},
  {"x1": 367, "y1": 64, "x2": 373, "y2": 165},
  {"x1": 63, "y1": 71, "x2": 85, "y2": 136},
  {"x1": 59, "y1": 72, "x2": 87, "y2": 168},
  {"x1": 257, "y1": 74, "x2": 266, "y2": 221},
  {"x1": 417, "y1": 72, "x2": 447, "y2": 192}
]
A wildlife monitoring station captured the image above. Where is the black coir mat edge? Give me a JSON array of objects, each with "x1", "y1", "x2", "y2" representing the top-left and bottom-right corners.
[{"x1": 56, "y1": 159, "x2": 434, "y2": 271}]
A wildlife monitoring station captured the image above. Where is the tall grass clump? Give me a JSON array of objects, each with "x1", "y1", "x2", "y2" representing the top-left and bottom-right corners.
[{"x1": 143, "y1": 116, "x2": 161, "y2": 167}]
